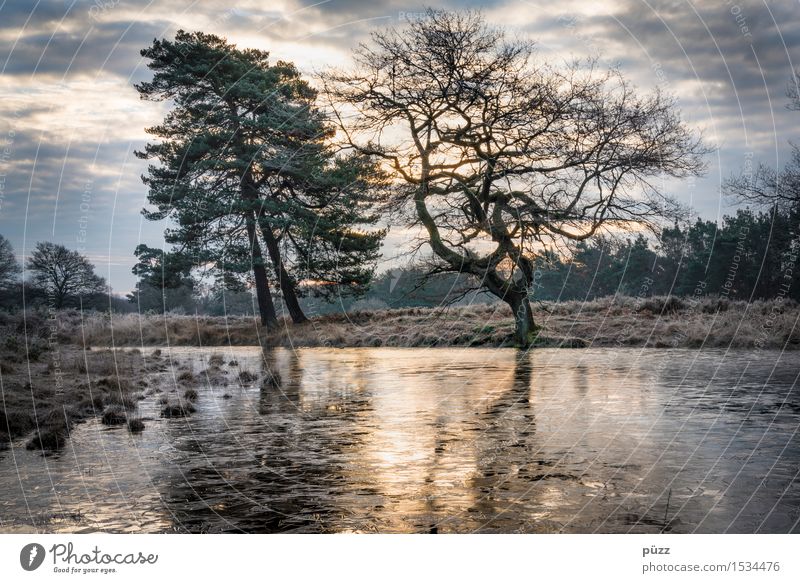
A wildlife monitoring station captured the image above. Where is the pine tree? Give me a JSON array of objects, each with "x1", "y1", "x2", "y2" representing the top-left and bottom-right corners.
[{"x1": 135, "y1": 31, "x2": 386, "y2": 327}]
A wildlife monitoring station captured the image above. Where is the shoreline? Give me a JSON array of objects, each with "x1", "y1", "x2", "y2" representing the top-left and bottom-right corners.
[
  {"x1": 24, "y1": 295, "x2": 800, "y2": 350},
  {"x1": 2, "y1": 294, "x2": 798, "y2": 455}
]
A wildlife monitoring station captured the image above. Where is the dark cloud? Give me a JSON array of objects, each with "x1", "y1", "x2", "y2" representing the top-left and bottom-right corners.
[
  {"x1": 0, "y1": 130, "x2": 156, "y2": 290},
  {"x1": 515, "y1": 0, "x2": 800, "y2": 219},
  {"x1": 3, "y1": 18, "x2": 172, "y2": 77},
  {"x1": 0, "y1": 0, "x2": 73, "y2": 30},
  {"x1": 304, "y1": 0, "x2": 506, "y2": 17}
]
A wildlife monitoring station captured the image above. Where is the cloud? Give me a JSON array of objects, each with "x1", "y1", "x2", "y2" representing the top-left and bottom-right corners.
[
  {"x1": 1, "y1": 0, "x2": 798, "y2": 293},
  {"x1": 1, "y1": 19, "x2": 169, "y2": 77}
]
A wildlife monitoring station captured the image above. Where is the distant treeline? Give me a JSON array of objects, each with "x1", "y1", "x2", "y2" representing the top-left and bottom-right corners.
[
  {"x1": 530, "y1": 207, "x2": 800, "y2": 303},
  {"x1": 351, "y1": 207, "x2": 800, "y2": 310},
  {"x1": 2, "y1": 207, "x2": 798, "y2": 316}
]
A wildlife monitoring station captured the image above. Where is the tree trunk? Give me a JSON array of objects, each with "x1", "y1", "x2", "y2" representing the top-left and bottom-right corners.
[
  {"x1": 240, "y1": 173, "x2": 279, "y2": 328},
  {"x1": 259, "y1": 223, "x2": 308, "y2": 324},
  {"x1": 246, "y1": 217, "x2": 279, "y2": 329},
  {"x1": 507, "y1": 292, "x2": 537, "y2": 347}
]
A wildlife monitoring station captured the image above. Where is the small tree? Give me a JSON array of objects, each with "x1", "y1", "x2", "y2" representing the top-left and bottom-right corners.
[
  {"x1": 0, "y1": 234, "x2": 21, "y2": 289},
  {"x1": 325, "y1": 10, "x2": 707, "y2": 345},
  {"x1": 128, "y1": 244, "x2": 199, "y2": 314},
  {"x1": 26, "y1": 242, "x2": 106, "y2": 308}
]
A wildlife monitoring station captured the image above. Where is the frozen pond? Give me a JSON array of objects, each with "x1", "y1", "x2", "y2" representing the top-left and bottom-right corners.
[{"x1": 1, "y1": 347, "x2": 798, "y2": 533}]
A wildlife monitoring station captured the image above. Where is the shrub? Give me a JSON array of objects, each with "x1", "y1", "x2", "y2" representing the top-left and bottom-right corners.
[
  {"x1": 177, "y1": 371, "x2": 194, "y2": 382},
  {"x1": 238, "y1": 370, "x2": 257, "y2": 384},
  {"x1": 26, "y1": 426, "x2": 68, "y2": 451},
  {"x1": 127, "y1": 418, "x2": 145, "y2": 433},
  {"x1": 104, "y1": 391, "x2": 137, "y2": 411},
  {"x1": 261, "y1": 370, "x2": 282, "y2": 388},
  {"x1": 0, "y1": 409, "x2": 35, "y2": 437},
  {"x1": 161, "y1": 401, "x2": 195, "y2": 418},
  {"x1": 101, "y1": 406, "x2": 127, "y2": 425},
  {"x1": 636, "y1": 296, "x2": 686, "y2": 315}
]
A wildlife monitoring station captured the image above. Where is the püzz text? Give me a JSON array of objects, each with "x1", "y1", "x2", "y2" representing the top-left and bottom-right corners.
[{"x1": 643, "y1": 546, "x2": 670, "y2": 557}]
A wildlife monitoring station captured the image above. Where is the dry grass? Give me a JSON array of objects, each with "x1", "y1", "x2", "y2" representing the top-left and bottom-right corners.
[
  {"x1": 0, "y1": 337, "x2": 159, "y2": 452},
  {"x1": 75, "y1": 312, "x2": 263, "y2": 347},
  {"x1": 3, "y1": 297, "x2": 796, "y2": 351},
  {"x1": 264, "y1": 296, "x2": 799, "y2": 349},
  {"x1": 533, "y1": 296, "x2": 800, "y2": 349}
]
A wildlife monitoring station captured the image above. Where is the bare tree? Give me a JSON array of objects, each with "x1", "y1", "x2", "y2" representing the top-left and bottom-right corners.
[
  {"x1": 725, "y1": 72, "x2": 800, "y2": 210},
  {"x1": 323, "y1": 10, "x2": 708, "y2": 345},
  {"x1": 0, "y1": 234, "x2": 21, "y2": 289},
  {"x1": 26, "y1": 242, "x2": 106, "y2": 308},
  {"x1": 725, "y1": 149, "x2": 800, "y2": 211}
]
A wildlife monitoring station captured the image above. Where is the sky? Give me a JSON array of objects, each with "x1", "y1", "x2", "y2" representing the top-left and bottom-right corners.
[{"x1": 0, "y1": 0, "x2": 798, "y2": 294}]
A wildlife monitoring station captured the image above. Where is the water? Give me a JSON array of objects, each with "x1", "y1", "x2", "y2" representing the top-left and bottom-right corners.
[{"x1": 1, "y1": 347, "x2": 798, "y2": 533}]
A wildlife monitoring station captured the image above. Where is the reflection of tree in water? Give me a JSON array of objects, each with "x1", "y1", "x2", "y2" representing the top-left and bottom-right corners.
[
  {"x1": 414, "y1": 413, "x2": 453, "y2": 534},
  {"x1": 375, "y1": 351, "x2": 542, "y2": 533},
  {"x1": 162, "y1": 349, "x2": 378, "y2": 533},
  {"x1": 258, "y1": 348, "x2": 300, "y2": 413},
  {"x1": 462, "y1": 351, "x2": 559, "y2": 532}
]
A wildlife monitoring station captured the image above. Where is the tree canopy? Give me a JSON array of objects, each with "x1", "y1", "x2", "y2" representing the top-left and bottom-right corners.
[
  {"x1": 26, "y1": 242, "x2": 106, "y2": 309},
  {"x1": 0, "y1": 234, "x2": 20, "y2": 290},
  {"x1": 135, "y1": 30, "x2": 387, "y2": 327}
]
